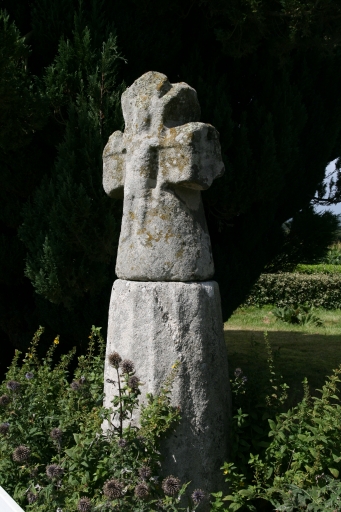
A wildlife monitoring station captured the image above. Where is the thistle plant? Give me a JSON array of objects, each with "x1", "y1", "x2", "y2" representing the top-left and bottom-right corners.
[{"x1": 0, "y1": 326, "x2": 205, "y2": 511}]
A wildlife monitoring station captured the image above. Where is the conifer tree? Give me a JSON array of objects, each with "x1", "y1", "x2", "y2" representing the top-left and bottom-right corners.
[{"x1": 20, "y1": 13, "x2": 124, "y2": 307}]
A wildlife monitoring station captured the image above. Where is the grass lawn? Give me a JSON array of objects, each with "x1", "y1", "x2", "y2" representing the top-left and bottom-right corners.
[{"x1": 224, "y1": 306, "x2": 341, "y2": 404}]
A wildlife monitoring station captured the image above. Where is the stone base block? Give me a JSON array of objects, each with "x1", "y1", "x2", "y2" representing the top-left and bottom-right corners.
[{"x1": 104, "y1": 279, "x2": 230, "y2": 502}]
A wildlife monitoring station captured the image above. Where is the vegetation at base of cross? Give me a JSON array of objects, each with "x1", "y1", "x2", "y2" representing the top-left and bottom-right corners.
[
  {"x1": 244, "y1": 272, "x2": 341, "y2": 310},
  {"x1": 212, "y1": 333, "x2": 341, "y2": 512},
  {"x1": 0, "y1": 327, "x2": 205, "y2": 511},
  {"x1": 1, "y1": 1, "x2": 341, "y2": 374}
]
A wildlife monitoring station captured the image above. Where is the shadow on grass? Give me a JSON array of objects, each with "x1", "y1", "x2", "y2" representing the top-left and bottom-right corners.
[{"x1": 225, "y1": 329, "x2": 341, "y2": 405}]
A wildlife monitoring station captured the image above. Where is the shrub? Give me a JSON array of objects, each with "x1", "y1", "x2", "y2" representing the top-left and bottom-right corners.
[
  {"x1": 244, "y1": 272, "x2": 341, "y2": 309},
  {"x1": 211, "y1": 333, "x2": 341, "y2": 512},
  {"x1": 0, "y1": 327, "x2": 204, "y2": 511},
  {"x1": 272, "y1": 304, "x2": 323, "y2": 326}
]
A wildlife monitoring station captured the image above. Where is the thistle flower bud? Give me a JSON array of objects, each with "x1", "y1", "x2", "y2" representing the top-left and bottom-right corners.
[
  {"x1": 191, "y1": 488, "x2": 205, "y2": 504},
  {"x1": 6, "y1": 380, "x2": 20, "y2": 392},
  {"x1": 77, "y1": 497, "x2": 92, "y2": 511},
  {"x1": 128, "y1": 376, "x2": 139, "y2": 390},
  {"x1": 108, "y1": 352, "x2": 122, "y2": 369},
  {"x1": 50, "y1": 427, "x2": 63, "y2": 440},
  {"x1": 134, "y1": 482, "x2": 149, "y2": 499},
  {"x1": 138, "y1": 465, "x2": 151, "y2": 480},
  {"x1": 13, "y1": 445, "x2": 30, "y2": 462},
  {"x1": 117, "y1": 438, "x2": 127, "y2": 448},
  {"x1": 27, "y1": 492, "x2": 38, "y2": 504},
  {"x1": 0, "y1": 394, "x2": 10, "y2": 406},
  {"x1": 46, "y1": 464, "x2": 64, "y2": 479},
  {"x1": 103, "y1": 478, "x2": 124, "y2": 499},
  {"x1": 70, "y1": 380, "x2": 81, "y2": 391},
  {"x1": 0, "y1": 422, "x2": 10, "y2": 435},
  {"x1": 25, "y1": 372, "x2": 34, "y2": 380},
  {"x1": 162, "y1": 475, "x2": 181, "y2": 496},
  {"x1": 120, "y1": 359, "x2": 135, "y2": 374}
]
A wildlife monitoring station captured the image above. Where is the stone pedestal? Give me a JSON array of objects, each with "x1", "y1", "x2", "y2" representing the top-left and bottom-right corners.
[{"x1": 104, "y1": 279, "x2": 230, "y2": 499}]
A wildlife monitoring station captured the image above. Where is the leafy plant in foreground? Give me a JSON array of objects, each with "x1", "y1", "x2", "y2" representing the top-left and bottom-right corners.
[
  {"x1": 0, "y1": 327, "x2": 205, "y2": 511},
  {"x1": 212, "y1": 334, "x2": 341, "y2": 511}
]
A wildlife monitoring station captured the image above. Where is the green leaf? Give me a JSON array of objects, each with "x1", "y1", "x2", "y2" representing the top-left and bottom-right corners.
[{"x1": 329, "y1": 467, "x2": 339, "y2": 478}]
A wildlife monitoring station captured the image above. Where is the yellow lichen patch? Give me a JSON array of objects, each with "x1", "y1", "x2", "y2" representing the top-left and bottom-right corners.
[
  {"x1": 128, "y1": 211, "x2": 136, "y2": 220},
  {"x1": 146, "y1": 207, "x2": 172, "y2": 222},
  {"x1": 176, "y1": 248, "x2": 184, "y2": 259},
  {"x1": 164, "y1": 230, "x2": 175, "y2": 242}
]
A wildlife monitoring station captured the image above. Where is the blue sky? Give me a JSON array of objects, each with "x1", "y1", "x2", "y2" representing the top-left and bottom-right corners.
[{"x1": 314, "y1": 159, "x2": 341, "y2": 217}]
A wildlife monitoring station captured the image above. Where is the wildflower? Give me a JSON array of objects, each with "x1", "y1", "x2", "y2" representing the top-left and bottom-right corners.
[
  {"x1": 0, "y1": 394, "x2": 10, "y2": 406},
  {"x1": 242, "y1": 376, "x2": 248, "y2": 383},
  {"x1": 27, "y1": 492, "x2": 38, "y2": 504},
  {"x1": 139, "y1": 465, "x2": 152, "y2": 480},
  {"x1": 6, "y1": 380, "x2": 20, "y2": 392},
  {"x1": 54, "y1": 337, "x2": 59, "y2": 345},
  {"x1": 50, "y1": 427, "x2": 63, "y2": 440},
  {"x1": 0, "y1": 422, "x2": 10, "y2": 435},
  {"x1": 162, "y1": 475, "x2": 181, "y2": 496},
  {"x1": 103, "y1": 478, "x2": 124, "y2": 499},
  {"x1": 117, "y1": 438, "x2": 127, "y2": 448},
  {"x1": 80, "y1": 375, "x2": 86, "y2": 384},
  {"x1": 108, "y1": 351, "x2": 122, "y2": 369},
  {"x1": 234, "y1": 368, "x2": 242, "y2": 378},
  {"x1": 25, "y1": 372, "x2": 34, "y2": 380},
  {"x1": 128, "y1": 375, "x2": 140, "y2": 390},
  {"x1": 191, "y1": 489, "x2": 205, "y2": 504},
  {"x1": 134, "y1": 482, "x2": 149, "y2": 499},
  {"x1": 77, "y1": 497, "x2": 92, "y2": 511},
  {"x1": 46, "y1": 464, "x2": 64, "y2": 479},
  {"x1": 70, "y1": 380, "x2": 81, "y2": 391},
  {"x1": 120, "y1": 359, "x2": 135, "y2": 374},
  {"x1": 13, "y1": 445, "x2": 30, "y2": 462}
]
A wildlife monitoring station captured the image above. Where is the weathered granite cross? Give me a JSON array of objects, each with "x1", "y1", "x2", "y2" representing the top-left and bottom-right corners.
[{"x1": 103, "y1": 71, "x2": 225, "y2": 281}]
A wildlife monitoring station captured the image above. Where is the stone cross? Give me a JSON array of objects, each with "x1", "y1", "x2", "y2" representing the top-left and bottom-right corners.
[
  {"x1": 103, "y1": 71, "x2": 224, "y2": 281},
  {"x1": 103, "y1": 73, "x2": 230, "y2": 503}
]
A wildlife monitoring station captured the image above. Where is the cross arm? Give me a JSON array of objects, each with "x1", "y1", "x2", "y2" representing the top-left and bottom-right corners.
[
  {"x1": 103, "y1": 131, "x2": 126, "y2": 199},
  {"x1": 159, "y1": 122, "x2": 225, "y2": 190}
]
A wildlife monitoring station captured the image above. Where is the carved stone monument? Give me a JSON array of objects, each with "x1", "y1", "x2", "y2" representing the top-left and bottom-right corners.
[{"x1": 103, "y1": 71, "x2": 230, "y2": 504}]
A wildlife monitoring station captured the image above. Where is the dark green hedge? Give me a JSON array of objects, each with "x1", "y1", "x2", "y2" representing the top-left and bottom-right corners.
[{"x1": 245, "y1": 273, "x2": 341, "y2": 309}]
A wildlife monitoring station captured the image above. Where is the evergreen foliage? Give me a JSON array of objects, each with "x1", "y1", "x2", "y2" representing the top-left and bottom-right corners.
[
  {"x1": 1, "y1": 0, "x2": 341, "y2": 372},
  {"x1": 19, "y1": 14, "x2": 124, "y2": 307}
]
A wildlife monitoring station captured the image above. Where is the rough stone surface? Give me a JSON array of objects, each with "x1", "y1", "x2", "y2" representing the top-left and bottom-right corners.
[
  {"x1": 103, "y1": 71, "x2": 225, "y2": 281},
  {"x1": 104, "y1": 279, "x2": 230, "y2": 501}
]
